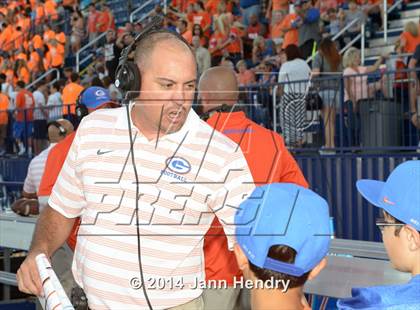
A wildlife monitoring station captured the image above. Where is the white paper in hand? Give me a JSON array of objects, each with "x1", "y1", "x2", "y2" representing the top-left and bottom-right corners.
[{"x1": 35, "y1": 253, "x2": 74, "y2": 310}]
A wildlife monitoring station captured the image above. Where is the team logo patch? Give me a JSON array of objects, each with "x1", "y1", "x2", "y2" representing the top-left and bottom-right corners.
[
  {"x1": 166, "y1": 157, "x2": 191, "y2": 174},
  {"x1": 95, "y1": 89, "x2": 106, "y2": 96}
]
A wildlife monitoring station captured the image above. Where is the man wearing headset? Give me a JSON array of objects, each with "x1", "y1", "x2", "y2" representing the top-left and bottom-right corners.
[{"x1": 17, "y1": 22, "x2": 254, "y2": 310}]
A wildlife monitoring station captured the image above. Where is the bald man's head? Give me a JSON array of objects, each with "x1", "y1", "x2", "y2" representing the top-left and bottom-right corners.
[{"x1": 198, "y1": 66, "x2": 239, "y2": 113}]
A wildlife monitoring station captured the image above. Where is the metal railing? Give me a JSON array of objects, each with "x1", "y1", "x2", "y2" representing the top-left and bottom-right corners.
[
  {"x1": 384, "y1": 0, "x2": 404, "y2": 43},
  {"x1": 129, "y1": 0, "x2": 156, "y2": 23},
  {"x1": 307, "y1": 18, "x2": 360, "y2": 63},
  {"x1": 241, "y1": 68, "x2": 420, "y2": 152},
  {"x1": 76, "y1": 32, "x2": 107, "y2": 73},
  {"x1": 25, "y1": 69, "x2": 61, "y2": 90}
]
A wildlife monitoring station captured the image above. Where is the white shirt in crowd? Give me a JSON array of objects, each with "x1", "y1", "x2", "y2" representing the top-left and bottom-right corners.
[
  {"x1": 23, "y1": 143, "x2": 56, "y2": 195},
  {"x1": 278, "y1": 58, "x2": 312, "y2": 93},
  {"x1": 33, "y1": 90, "x2": 47, "y2": 121},
  {"x1": 47, "y1": 92, "x2": 63, "y2": 121}
]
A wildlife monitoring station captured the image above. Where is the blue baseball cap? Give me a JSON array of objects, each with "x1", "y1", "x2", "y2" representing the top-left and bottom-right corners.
[
  {"x1": 80, "y1": 86, "x2": 113, "y2": 109},
  {"x1": 357, "y1": 160, "x2": 420, "y2": 230},
  {"x1": 235, "y1": 183, "x2": 331, "y2": 277}
]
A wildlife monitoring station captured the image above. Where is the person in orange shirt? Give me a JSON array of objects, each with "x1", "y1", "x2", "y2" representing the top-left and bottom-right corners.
[
  {"x1": 226, "y1": 21, "x2": 244, "y2": 64},
  {"x1": 279, "y1": 12, "x2": 299, "y2": 49},
  {"x1": 198, "y1": 66, "x2": 308, "y2": 309},
  {"x1": 270, "y1": 10, "x2": 286, "y2": 45},
  {"x1": 96, "y1": 4, "x2": 114, "y2": 33},
  {"x1": 32, "y1": 34, "x2": 44, "y2": 51},
  {"x1": 37, "y1": 86, "x2": 119, "y2": 299},
  {"x1": 400, "y1": 21, "x2": 420, "y2": 54},
  {"x1": 34, "y1": 0, "x2": 45, "y2": 26},
  {"x1": 193, "y1": 1, "x2": 211, "y2": 36},
  {"x1": 46, "y1": 39, "x2": 64, "y2": 69},
  {"x1": 44, "y1": 0, "x2": 58, "y2": 21},
  {"x1": 54, "y1": 26, "x2": 66, "y2": 46},
  {"x1": 12, "y1": 26, "x2": 24, "y2": 51},
  {"x1": 43, "y1": 24, "x2": 56, "y2": 46},
  {"x1": 0, "y1": 22, "x2": 14, "y2": 52},
  {"x1": 266, "y1": 0, "x2": 289, "y2": 19},
  {"x1": 87, "y1": 4, "x2": 98, "y2": 42},
  {"x1": 0, "y1": 86, "x2": 9, "y2": 155},
  {"x1": 27, "y1": 44, "x2": 41, "y2": 76},
  {"x1": 61, "y1": 73, "x2": 83, "y2": 125},
  {"x1": 14, "y1": 80, "x2": 35, "y2": 155},
  {"x1": 205, "y1": 0, "x2": 222, "y2": 15},
  {"x1": 236, "y1": 59, "x2": 256, "y2": 86},
  {"x1": 178, "y1": 19, "x2": 193, "y2": 44}
]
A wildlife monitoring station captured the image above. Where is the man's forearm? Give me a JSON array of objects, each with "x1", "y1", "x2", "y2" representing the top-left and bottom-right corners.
[{"x1": 29, "y1": 206, "x2": 76, "y2": 257}]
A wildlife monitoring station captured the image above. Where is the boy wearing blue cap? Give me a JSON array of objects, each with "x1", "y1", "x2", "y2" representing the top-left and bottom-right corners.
[
  {"x1": 338, "y1": 160, "x2": 420, "y2": 309},
  {"x1": 234, "y1": 183, "x2": 332, "y2": 310}
]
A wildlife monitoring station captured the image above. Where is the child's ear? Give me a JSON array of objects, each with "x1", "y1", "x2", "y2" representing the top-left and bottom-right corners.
[
  {"x1": 404, "y1": 225, "x2": 420, "y2": 251},
  {"x1": 234, "y1": 243, "x2": 250, "y2": 271},
  {"x1": 308, "y1": 257, "x2": 327, "y2": 281}
]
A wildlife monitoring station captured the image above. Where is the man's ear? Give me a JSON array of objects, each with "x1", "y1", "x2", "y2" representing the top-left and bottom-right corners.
[
  {"x1": 404, "y1": 225, "x2": 420, "y2": 251},
  {"x1": 307, "y1": 257, "x2": 327, "y2": 281},
  {"x1": 234, "y1": 243, "x2": 250, "y2": 271}
]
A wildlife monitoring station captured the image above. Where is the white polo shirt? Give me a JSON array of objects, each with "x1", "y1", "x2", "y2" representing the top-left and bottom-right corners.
[
  {"x1": 23, "y1": 143, "x2": 56, "y2": 194},
  {"x1": 49, "y1": 105, "x2": 254, "y2": 309}
]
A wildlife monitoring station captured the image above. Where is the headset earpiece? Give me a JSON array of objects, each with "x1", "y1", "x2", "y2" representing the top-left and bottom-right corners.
[
  {"x1": 75, "y1": 88, "x2": 89, "y2": 122},
  {"x1": 47, "y1": 121, "x2": 67, "y2": 136},
  {"x1": 115, "y1": 61, "x2": 141, "y2": 98}
]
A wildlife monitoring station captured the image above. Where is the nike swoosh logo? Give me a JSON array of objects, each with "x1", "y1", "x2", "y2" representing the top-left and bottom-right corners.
[
  {"x1": 97, "y1": 150, "x2": 114, "y2": 155},
  {"x1": 383, "y1": 197, "x2": 395, "y2": 205}
]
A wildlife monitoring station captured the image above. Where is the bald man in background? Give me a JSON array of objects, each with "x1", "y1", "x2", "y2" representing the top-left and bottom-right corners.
[{"x1": 199, "y1": 66, "x2": 308, "y2": 310}]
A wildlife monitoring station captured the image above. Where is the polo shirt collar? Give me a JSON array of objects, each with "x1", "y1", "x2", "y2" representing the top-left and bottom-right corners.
[
  {"x1": 114, "y1": 102, "x2": 199, "y2": 144},
  {"x1": 206, "y1": 111, "x2": 247, "y2": 129}
]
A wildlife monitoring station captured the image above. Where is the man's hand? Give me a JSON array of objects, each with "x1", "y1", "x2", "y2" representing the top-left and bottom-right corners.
[{"x1": 16, "y1": 250, "x2": 48, "y2": 296}]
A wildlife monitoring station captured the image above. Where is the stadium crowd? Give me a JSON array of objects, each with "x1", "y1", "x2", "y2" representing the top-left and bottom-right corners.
[{"x1": 0, "y1": 0, "x2": 419, "y2": 156}]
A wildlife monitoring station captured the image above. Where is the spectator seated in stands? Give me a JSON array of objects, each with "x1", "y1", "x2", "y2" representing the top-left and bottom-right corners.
[
  {"x1": 338, "y1": 160, "x2": 420, "y2": 309},
  {"x1": 234, "y1": 183, "x2": 331, "y2": 310},
  {"x1": 236, "y1": 59, "x2": 256, "y2": 87}
]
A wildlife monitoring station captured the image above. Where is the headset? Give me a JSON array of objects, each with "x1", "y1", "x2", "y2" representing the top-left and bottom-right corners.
[
  {"x1": 75, "y1": 88, "x2": 89, "y2": 122},
  {"x1": 114, "y1": 15, "x2": 164, "y2": 99},
  {"x1": 199, "y1": 103, "x2": 243, "y2": 121},
  {"x1": 47, "y1": 121, "x2": 67, "y2": 136}
]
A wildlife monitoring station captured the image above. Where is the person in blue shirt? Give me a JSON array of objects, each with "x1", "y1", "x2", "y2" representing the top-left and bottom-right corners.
[{"x1": 338, "y1": 160, "x2": 420, "y2": 309}]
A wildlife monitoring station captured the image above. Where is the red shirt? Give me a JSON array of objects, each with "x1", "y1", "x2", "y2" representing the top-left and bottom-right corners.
[
  {"x1": 38, "y1": 131, "x2": 79, "y2": 250},
  {"x1": 204, "y1": 111, "x2": 308, "y2": 285},
  {"x1": 15, "y1": 89, "x2": 35, "y2": 122}
]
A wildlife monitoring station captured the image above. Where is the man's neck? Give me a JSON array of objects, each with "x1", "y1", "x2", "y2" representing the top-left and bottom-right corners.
[{"x1": 251, "y1": 287, "x2": 307, "y2": 310}]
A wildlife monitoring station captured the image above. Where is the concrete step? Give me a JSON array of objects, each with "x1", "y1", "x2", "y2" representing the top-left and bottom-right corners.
[
  {"x1": 365, "y1": 45, "x2": 395, "y2": 57},
  {"x1": 399, "y1": 8, "x2": 420, "y2": 19},
  {"x1": 368, "y1": 36, "x2": 399, "y2": 48},
  {"x1": 389, "y1": 16, "x2": 419, "y2": 29},
  {"x1": 374, "y1": 27, "x2": 403, "y2": 38},
  {"x1": 406, "y1": 1, "x2": 420, "y2": 10}
]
